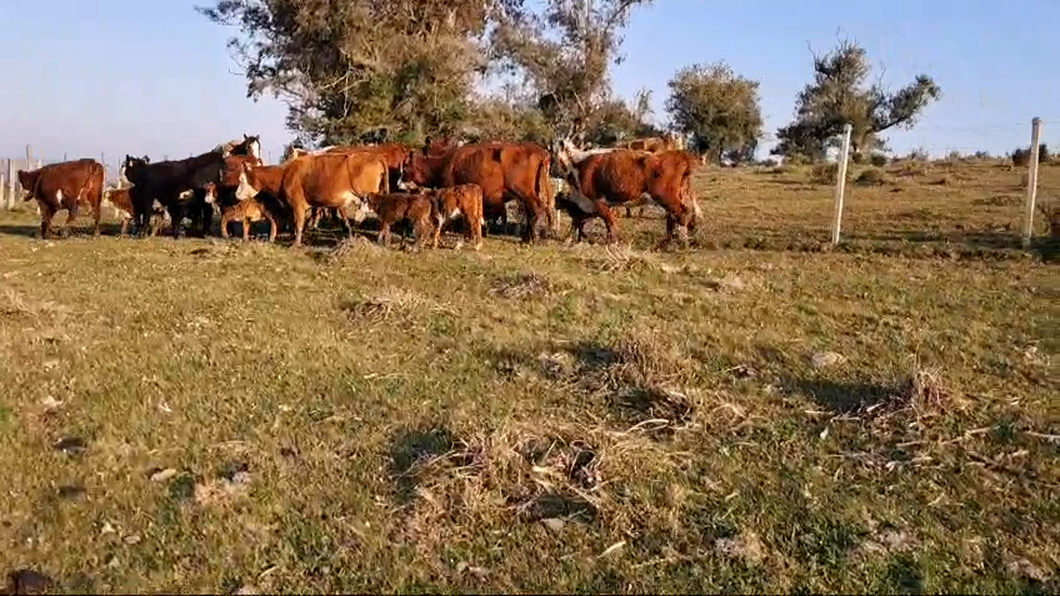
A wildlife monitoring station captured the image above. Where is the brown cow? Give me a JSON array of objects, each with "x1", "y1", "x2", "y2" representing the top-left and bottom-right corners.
[
  {"x1": 428, "y1": 183, "x2": 485, "y2": 251},
  {"x1": 623, "y1": 133, "x2": 685, "y2": 153},
  {"x1": 236, "y1": 152, "x2": 389, "y2": 247},
  {"x1": 363, "y1": 191, "x2": 436, "y2": 250},
  {"x1": 17, "y1": 159, "x2": 105, "y2": 238},
  {"x1": 553, "y1": 139, "x2": 698, "y2": 248},
  {"x1": 402, "y1": 141, "x2": 555, "y2": 243},
  {"x1": 102, "y1": 186, "x2": 170, "y2": 236}
]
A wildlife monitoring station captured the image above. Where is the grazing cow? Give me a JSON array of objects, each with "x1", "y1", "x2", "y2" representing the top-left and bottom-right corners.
[
  {"x1": 552, "y1": 139, "x2": 699, "y2": 248},
  {"x1": 236, "y1": 152, "x2": 389, "y2": 247},
  {"x1": 402, "y1": 141, "x2": 555, "y2": 243},
  {"x1": 17, "y1": 159, "x2": 105, "y2": 238},
  {"x1": 428, "y1": 183, "x2": 485, "y2": 251},
  {"x1": 102, "y1": 186, "x2": 171, "y2": 236},
  {"x1": 121, "y1": 150, "x2": 225, "y2": 238},
  {"x1": 210, "y1": 181, "x2": 278, "y2": 242},
  {"x1": 363, "y1": 191, "x2": 436, "y2": 249}
]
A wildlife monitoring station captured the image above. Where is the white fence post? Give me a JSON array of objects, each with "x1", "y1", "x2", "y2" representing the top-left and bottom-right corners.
[
  {"x1": 1023, "y1": 117, "x2": 1042, "y2": 248},
  {"x1": 6, "y1": 158, "x2": 16, "y2": 209},
  {"x1": 831, "y1": 123, "x2": 853, "y2": 245}
]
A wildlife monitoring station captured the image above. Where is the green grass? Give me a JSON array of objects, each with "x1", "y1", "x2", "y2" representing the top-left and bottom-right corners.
[{"x1": 0, "y1": 161, "x2": 1057, "y2": 593}]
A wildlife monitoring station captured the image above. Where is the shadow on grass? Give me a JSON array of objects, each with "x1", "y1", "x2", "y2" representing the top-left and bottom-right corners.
[
  {"x1": 387, "y1": 425, "x2": 459, "y2": 505},
  {"x1": 784, "y1": 377, "x2": 899, "y2": 415}
]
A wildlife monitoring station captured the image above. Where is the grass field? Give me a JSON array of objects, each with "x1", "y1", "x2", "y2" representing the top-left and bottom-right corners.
[{"x1": 0, "y1": 159, "x2": 1057, "y2": 593}]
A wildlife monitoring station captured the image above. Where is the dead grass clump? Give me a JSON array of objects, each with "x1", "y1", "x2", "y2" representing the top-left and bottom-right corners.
[
  {"x1": 489, "y1": 272, "x2": 554, "y2": 299},
  {"x1": 389, "y1": 422, "x2": 682, "y2": 555},
  {"x1": 578, "y1": 332, "x2": 701, "y2": 437},
  {"x1": 857, "y1": 367, "x2": 955, "y2": 422},
  {"x1": 854, "y1": 168, "x2": 888, "y2": 187},
  {"x1": 318, "y1": 236, "x2": 379, "y2": 264},
  {"x1": 341, "y1": 287, "x2": 450, "y2": 325},
  {"x1": 1037, "y1": 200, "x2": 1060, "y2": 240},
  {"x1": 0, "y1": 288, "x2": 70, "y2": 319},
  {"x1": 809, "y1": 163, "x2": 841, "y2": 185}
]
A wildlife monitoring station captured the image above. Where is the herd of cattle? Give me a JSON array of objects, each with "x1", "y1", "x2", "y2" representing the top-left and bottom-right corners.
[{"x1": 13, "y1": 132, "x2": 702, "y2": 250}]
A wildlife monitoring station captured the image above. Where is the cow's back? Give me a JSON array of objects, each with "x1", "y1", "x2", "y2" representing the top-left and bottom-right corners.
[{"x1": 34, "y1": 159, "x2": 104, "y2": 206}]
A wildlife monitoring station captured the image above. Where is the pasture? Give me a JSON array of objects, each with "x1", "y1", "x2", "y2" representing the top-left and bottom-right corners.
[{"x1": 0, "y1": 159, "x2": 1057, "y2": 593}]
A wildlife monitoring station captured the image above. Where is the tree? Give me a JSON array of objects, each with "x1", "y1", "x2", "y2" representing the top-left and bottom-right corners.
[
  {"x1": 665, "y1": 62, "x2": 763, "y2": 164},
  {"x1": 772, "y1": 38, "x2": 941, "y2": 162},
  {"x1": 197, "y1": 0, "x2": 524, "y2": 147},
  {"x1": 490, "y1": 0, "x2": 655, "y2": 141}
]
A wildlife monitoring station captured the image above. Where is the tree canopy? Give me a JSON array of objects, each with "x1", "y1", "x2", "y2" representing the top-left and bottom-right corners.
[
  {"x1": 664, "y1": 61, "x2": 763, "y2": 164},
  {"x1": 198, "y1": 0, "x2": 655, "y2": 148},
  {"x1": 771, "y1": 38, "x2": 942, "y2": 162}
]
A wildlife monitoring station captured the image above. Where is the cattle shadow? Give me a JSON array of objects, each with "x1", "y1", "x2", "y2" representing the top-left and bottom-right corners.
[{"x1": 783, "y1": 376, "x2": 901, "y2": 415}]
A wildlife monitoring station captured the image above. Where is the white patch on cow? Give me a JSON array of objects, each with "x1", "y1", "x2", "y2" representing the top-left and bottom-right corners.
[
  {"x1": 235, "y1": 170, "x2": 257, "y2": 201},
  {"x1": 340, "y1": 190, "x2": 360, "y2": 209},
  {"x1": 397, "y1": 180, "x2": 410, "y2": 191},
  {"x1": 448, "y1": 208, "x2": 461, "y2": 221},
  {"x1": 204, "y1": 188, "x2": 216, "y2": 204},
  {"x1": 54, "y1": 189, "x2": 64, "y2": 205},
  {"x1": 248, "y1": 139, "x2": 261, "y2": 161},
  {"x1": 178, "y1": 189, "x2": 195, "y2": 200}
]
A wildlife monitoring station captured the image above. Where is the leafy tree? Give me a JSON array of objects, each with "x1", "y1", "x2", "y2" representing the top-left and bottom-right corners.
[
  {"x1": 197, "y1": 0, "x2": 525, "y2": 147},
  {"x1": 665, "y1": 61, "x2": 763, "y2": 164},
  {"x1": 490, "y1": 0, "x2": 655, "y2": 141},
  {"x1": 772, "y1": 38, "x2": 941, "y2": 162}
]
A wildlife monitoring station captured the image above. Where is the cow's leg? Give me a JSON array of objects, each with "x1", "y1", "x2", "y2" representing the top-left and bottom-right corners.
[
  {"x1": 378, "y1": 222, "x2": 391, "y2": 247},
  {"x1": 60, "y1": 201, "x2": 79, "y2": 237},
  {"x1": 120, "y1": 218, "x2": 130, "y2": 238},
  {"x1": 470, "y1": 210, "x2": 484, "y2": 252},
  {"x1": 242, "y1": 217, "x2": 251, "y2": 242},
  {"x1": 92, "y1": 201, "x2": 103, "y2": 237},
  {"x1": 266, "y1": 212, "x2": 278, "y2": 243},
  {"x1": 595, "y1": 200, "x2": 622, "y2": 244},
  {"x1": 291, "y1": 202, "x2": 309, "y2": 248},
  {"x1": 39, "y1": 205, "x2": 56, "y2": 239},
  {"x1": 336, "y1": 205, "x2": 355, "y2": 241},
  {"x1": 413, "y1": 214, "x2": 434, "y2": 251},
  {"x1": 168, "y1": 203, "x2": 185, "y2": 239},
  {"x1": 432, "y1": 215, "x2": 444, "y2": 249},
  {"x1": 221, "y1": 213, "x2": 232, "y2": 239}
]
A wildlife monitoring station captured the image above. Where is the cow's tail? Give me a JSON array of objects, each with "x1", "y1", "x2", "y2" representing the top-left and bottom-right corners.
[
  {"x1": 536, "y1": 156, "x2": 557, "y2": 235},
  {"x1": 81, "y1": 161, "x2": 105, "y2": 208}
]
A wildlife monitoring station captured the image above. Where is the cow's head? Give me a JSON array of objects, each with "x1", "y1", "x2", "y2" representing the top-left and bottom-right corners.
[
  {"x1": 241, "y1": 133, "x2": 262, "y2": 162},
  {"x1": 202, "y1": 181, "x2": 218, "y2": 205},
  {"x1": 15, "y1": 169, "x2": 41, "y2": 201},
  {"x1": 120, "y1": 155, "x2": 150, "y2": 186},
  {"x1": 234, "y1": 161, "x2": 260, "y2": 201},
  {"x1": 550, "y1": 137, "x2": 581, "y2": 179},
  {"x1": 401, "y1": 150, "x2": 436, "y2": 189}
]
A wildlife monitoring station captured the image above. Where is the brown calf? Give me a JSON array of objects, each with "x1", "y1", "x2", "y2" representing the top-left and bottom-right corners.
[
  {"x1": 364, "y1": 192, "x2": 435, "y2": 250},
  {"x1": 17, "y1": 159, "x2": 105, "y2": 238},
  {"x1": 218, "y1": 193, "x2": 278, "y2": 243},
  {"x1": 428, "y1": 183, "x2": 484, "y2": 251}
]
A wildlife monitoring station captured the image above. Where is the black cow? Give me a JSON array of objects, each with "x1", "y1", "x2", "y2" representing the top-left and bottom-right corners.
[{"x1": 121, "y1": 151, "x2": 225, "y2": 238}]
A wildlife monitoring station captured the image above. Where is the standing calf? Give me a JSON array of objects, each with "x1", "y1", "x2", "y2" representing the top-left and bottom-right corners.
[{"x1": 364, "y1": 192, "x2": 436, "y2": 250}]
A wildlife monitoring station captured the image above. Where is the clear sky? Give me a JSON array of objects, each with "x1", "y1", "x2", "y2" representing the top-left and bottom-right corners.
[{"x1": 2, "y1": 0, "x2": 1058, "y2": 173}]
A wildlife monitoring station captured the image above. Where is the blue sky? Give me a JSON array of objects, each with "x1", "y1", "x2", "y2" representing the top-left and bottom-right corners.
[{"x1": 2, "y1": 0, "x2": 1057, "y2": 173}]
